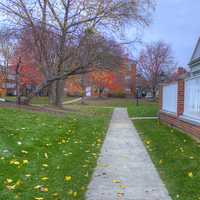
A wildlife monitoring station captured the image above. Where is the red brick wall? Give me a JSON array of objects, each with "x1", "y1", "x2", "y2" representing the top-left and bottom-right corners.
[
  {"x1": 160, "y1": 112, "x2": 200, "y2": 139},
  {"x1": 177, "y1": 79, "x2": 185, "y2": 116},
  {"x1": 159, "y1": 78, "x2": 200, "y2": 139}
]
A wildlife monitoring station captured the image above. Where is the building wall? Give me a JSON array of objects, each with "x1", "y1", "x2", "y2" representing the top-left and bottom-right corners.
[
  {"x1": 159, "y1": 78, "x2": 200, "y2": 139},
  {"x1": 65, "y1": 60, "x2": 137, "y2": 97}
]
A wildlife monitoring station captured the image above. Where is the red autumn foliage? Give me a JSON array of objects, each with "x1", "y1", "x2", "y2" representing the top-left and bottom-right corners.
[
  {"x1": 65, "y1": 76, "x2": 83, "y2": 95},
  {"x1": 10, "y1": 37, "x2": 44, "y2": 88},
  {"x1": 10, "y1": 61, "x2": 43, "y2": 88},
  {"x1": 89, "y1": 70, "x2": 122, "y2": 96},
  {"x1": 19, "y1": 65, "x2": 43, "y2": 88}
]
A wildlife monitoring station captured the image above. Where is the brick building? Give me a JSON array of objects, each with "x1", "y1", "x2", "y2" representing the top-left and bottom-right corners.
[
  {"x1": 65, "y1": 58, "x2": 137, "y2": 97},
  {"x1": 0, "y1": 67, "x2": 16, "y2": 96},
  {"x1": 159, "y1": 37, "x2": 200, "y2": 138}
]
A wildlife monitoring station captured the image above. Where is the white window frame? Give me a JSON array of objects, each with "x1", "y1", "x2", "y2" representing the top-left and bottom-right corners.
[
  {"x1": 162, "y1": 82, "x2": 178, "y2": 114},
  {"x1": 183, "y1": 75, "x2": 200, "y2": 121}
]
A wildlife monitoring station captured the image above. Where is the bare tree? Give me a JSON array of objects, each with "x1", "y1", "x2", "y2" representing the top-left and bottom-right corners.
[
  {"x1": 75, "y1": 29, "x2": 125, "y2": 103},
  {"x1": 138, "y1": 41, "x2": 175, "y2": 98},
  {"x1": 0, "y1": 0, "x2": 154, "y2": 106},
  {"x1": 0, "y1": 29, "x2": 15, "y2": 92}
]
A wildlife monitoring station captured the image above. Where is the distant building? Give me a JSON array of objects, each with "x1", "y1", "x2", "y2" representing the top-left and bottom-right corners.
[
  {"x1": 0, "y1": 67, "x2": 16, "y2": 96},
  {"x1": 65, "y1": 58, "x2": 137, "y2": 97}
]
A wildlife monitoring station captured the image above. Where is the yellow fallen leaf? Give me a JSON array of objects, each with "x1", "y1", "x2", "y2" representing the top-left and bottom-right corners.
[
  {"x1": 44, "y1": 153, "x2": 48, "y2": 159},
  {"x1": 41, "y1": 177, "x2": 48, "y2": 181},
  {"x1": 159, "y1": 160, "x2": 163, "y2": 165},
  {"x1": 81, "y1": 186, "x2": 85, "y2": 191},
  {"x1": 64, "y1": 176, "x2": 72, "y2": 181},
  {"x1": 68, "y1": 189, "x2": 73, "y2": 195},
  {"x1": 62, "y1": 139, "x2": 66, "y2": 143},
  {"x1": 6, "y1": 184, "x2": 16, "y2": 190},
  {"x1": 145, "y1": 140, "x2": 151, "y2": 145},
  {"x1": 15, "y1": 180, "x2": 21, "y2": 186},
  {"x1": 52, "y1": 193, "x2": 59, "y2": 197},
  {"x1": 40, "y1": 187, "x2": 48, "y2": 192},
  {"x1": 21, "y1": 150, "x2": 28, "y2": 154},
  {"x1": 34, "y1": 197, "x2": 44, "y2": 200},
  {"x1": 23, "y1": 160, "x2": 29, "y2": 164},
  {"x1": 112, "y1": 180, "x2": 121, "y2": 183},
  {"x1": 188, "y1": 172, "x2": 193, "y2": 177},
  {"x1": 73, "y1": 192, "x2": 77, "y2": 197},
  {"x1": 34, "y1": 185, "x2": 42, "y2": 189},
  {"x1": 119, "y1": 185, "x2": 127, "y2": 189},
  {"x1": 10, "y1": 160, "x2": 20, "y2": 165},
  {"x1": 97, "y1": 139, "x2": 101, "y2": 143},
  {"x1": 6, "y1": 178, "x2": 13, "y2": 183}
]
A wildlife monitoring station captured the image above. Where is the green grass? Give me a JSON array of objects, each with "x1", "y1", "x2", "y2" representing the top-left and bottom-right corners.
[
  {"x1": 70, "y1": 98, "x2": 158, "y2": 117},
  {"x1": 0, "y1": 107, "x2": 112, "y2": 200},
  {"x1": 126, "y1": 101, "x2": 158, "y2": 117},
  {"x1": 4, "y1": 96, "x2": 76, "y2": 106},
  {"x1": 5, "y1": 96, "x2": 158, "y2": 117},
  {"x1": 134, "y1": 119, "x2": 200, "y2": 200}
]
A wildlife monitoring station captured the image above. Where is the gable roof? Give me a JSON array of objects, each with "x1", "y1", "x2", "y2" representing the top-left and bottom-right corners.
[{"x1": 189, "y1": 37, "x2": 200, "y2": 65}]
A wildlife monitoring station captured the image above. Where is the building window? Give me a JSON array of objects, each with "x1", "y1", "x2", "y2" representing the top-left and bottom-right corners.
[{"x1": 125, "y1": 75, "x2": 131, "y2": 80}]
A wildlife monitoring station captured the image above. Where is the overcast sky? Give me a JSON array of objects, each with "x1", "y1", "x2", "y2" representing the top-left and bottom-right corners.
[{"x1": 135, "y1": 0, "x2": 200, "y2": 67}]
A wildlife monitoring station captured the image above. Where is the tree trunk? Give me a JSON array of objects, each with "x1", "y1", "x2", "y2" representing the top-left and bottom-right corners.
[
  {"x1": 16, "y1": 58, "x2": 21, "y2": 105},
  {"x1": 55, "y1": 79, "x2": 64, "y2": 107},
  {"x1": 81, "y1": 74, "x2": 85, "y2": 104},
  {"x1": 99, "y1": 88, "x2": 104, "y2": 98},
  {"x1": 152, "y1": 87, "x2": 156, "y2": 100},
  {"x1": 48, "y1": 82, "x2": 56, "y2": 105}
]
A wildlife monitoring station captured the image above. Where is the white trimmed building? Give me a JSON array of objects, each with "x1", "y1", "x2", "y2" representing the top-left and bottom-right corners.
[{"x1": 189, "y1": 37, "x2": 200, "y2": 76}]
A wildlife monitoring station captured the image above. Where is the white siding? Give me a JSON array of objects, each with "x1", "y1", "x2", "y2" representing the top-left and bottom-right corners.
[
  {"x1": 162, "y1": 83, "x2": 178, "y2": 113},
  {"x1": 184, "y1": 76, "x2": 200, "y2": 120},
  {"x1": 192, "y1": 39, "x2": 200, "y2": 61}
]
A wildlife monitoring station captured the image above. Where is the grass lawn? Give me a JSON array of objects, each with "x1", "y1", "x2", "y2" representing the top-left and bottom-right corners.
[
  {"x1": 134, "y1": 119, "x2": 200, "y2": 200},
  {"x1": 69, "y1": 98, "x2": 158, "y2": 117},
  {"x1": 0, "y1": 107, "x2": 112, "y2": 200},
  {"x1": 5, "y1": 96, "x2": 76, "y2": 106},
  {"x1": 4, "y1": 96, "x2": 158, "y2": 117}
]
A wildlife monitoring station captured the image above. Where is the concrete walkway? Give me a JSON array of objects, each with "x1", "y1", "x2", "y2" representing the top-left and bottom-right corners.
[{"x1": 86, "y1": 108, "x2": 171, "y2": 200}]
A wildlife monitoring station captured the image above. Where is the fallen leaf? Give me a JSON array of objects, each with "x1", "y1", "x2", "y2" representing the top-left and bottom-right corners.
[{"x1": 64, "y1": 176, "x2": 72, "y2": 181}]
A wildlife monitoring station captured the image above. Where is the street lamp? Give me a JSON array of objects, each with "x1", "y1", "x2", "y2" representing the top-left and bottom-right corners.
[{"x1": 16, "y1": 57, "x2": 22, "y2": 105}]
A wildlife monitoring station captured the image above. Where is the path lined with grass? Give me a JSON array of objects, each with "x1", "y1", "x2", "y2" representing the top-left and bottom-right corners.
[
  {"x1": 0, "y1": 107, "x2": 111, "y2": 200},
  {"x1": 86, "y1": 108, "x2": 171, "y2": 200}
]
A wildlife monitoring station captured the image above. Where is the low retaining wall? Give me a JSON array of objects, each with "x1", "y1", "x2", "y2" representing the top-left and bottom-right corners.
[{"x1": 159, "y1": 111, "x2": 200, "y2": 139}]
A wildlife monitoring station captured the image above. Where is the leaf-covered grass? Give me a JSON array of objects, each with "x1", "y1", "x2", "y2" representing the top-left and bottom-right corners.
[
  {"x1": 134, "y1": 119, "x2": 200, "y2": 200},
  {"x1": 0, "y1": 107, "x2": 111, "y2": 200}
]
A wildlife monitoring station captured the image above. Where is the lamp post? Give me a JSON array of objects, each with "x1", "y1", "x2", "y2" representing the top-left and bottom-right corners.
[{"x1": 136, "y1": 88, "x2": 139, "y2": 106}]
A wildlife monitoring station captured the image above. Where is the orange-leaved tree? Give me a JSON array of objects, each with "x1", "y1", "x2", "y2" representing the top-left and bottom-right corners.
[{"x1": 89, "y1": 70, "x2": 121, "y2": 97}]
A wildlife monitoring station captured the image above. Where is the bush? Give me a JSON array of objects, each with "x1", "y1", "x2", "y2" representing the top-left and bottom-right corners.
[
  {"x1": 0, "y1": 88, "x2": 6, "y2": 97},
  {"x1": 107, "y1": 92, "x2": 126, "y2": 98}
]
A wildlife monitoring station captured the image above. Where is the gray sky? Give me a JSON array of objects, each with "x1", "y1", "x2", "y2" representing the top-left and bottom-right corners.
[{"x1": 136, "y1": 0, "x2": 200, "y2": 67}]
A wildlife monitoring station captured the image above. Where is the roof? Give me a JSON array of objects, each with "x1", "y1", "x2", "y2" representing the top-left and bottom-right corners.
[{"x1": 189, "y1": 37, "x2": 200, "y2": 66}]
